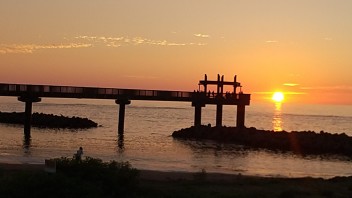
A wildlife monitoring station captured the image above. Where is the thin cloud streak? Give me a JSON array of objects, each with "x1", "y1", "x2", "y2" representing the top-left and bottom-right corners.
[
  {"x1": 265, "y1": 40, "x2": 278, "y2": 43},
  {"x1": 1, "y1": 35, "x2": 207, "y2": 54},
  {"x1": 75, "y1": 35, "x2": 206, "y2": 47},
  {"x1": 283, "y1": 83, "x2": 299, "y2": 87},
  {"x1": 253, "y1": 91, "x2": 306, "y2": 95},
  {"x1": 124, "y1": 75, "x2": 158, "y2": 79},
  {"x1": 301, "y1": 86, "x2": 352, "y2": 91},
  {"x1": 0, "y1": 43, "x2": 92, "y2": 54},
  {"x1": 194, "y1": 34, "x2": 210, "y2": 38}
]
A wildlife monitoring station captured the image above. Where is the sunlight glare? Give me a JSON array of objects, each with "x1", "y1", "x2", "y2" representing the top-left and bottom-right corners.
[{"x1": 272, "y1": 92, "x2": 284, "y2": 103}]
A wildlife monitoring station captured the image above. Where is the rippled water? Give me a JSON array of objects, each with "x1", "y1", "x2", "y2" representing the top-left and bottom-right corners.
[{"x1": 0, "y1": 96, "x2": 351, "y2": 178}]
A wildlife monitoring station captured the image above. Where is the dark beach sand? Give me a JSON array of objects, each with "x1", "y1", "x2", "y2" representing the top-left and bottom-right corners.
[
  {"x1": 2, "y1": 163, "x2": 352, "y2": 197},
  {"x1": 0, "y1": 163, "x2": 44, "y2": 171},
  {"x1": 0, "y1": 162, "x2": 246, "y2": 181},
  {"x1": 135, "y1": 169, "x2": 352, "y2": 197},
  {"x1": 139, "y1": 169, "x2": 245, "y2": 181}
]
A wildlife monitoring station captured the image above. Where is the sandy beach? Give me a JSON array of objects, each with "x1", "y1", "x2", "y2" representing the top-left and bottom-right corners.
[
  {"x1": 0, "y1": 163, "x2": 44, "y2": 171},
  {"x1": 0, "y1": 161, "x2": 347, "y2": 182},
  {"x1": 2, "y1": 162, "x2": 352, "y2": 197},
  {"x1": 0, "y1": 162, "x2": 245, "y2": 181}
]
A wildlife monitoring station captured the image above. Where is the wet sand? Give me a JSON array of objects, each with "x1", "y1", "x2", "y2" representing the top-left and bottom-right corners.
[
  {"x1": 0, "y1": 162, "x2": 338, "y2": 181},
  {"x1": 0, "y1": 162, "x2": 244, "y2": 181}
]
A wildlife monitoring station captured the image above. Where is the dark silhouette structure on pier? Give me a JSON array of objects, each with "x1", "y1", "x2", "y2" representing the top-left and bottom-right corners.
[
  {"x1": 0, "y1": 74, "x2": 250, "y2": 139},
  {"x1": 194, "y1": 74, "x2": 250, "y2": 128}
]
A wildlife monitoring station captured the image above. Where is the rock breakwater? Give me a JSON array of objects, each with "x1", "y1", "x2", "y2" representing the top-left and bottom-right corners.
[
  {"x1": 172, "y1": 126, "x2": 352, "y2": 157},
  {"x1": 0, "y1": 112, "x2": 98, "y2": 129}
]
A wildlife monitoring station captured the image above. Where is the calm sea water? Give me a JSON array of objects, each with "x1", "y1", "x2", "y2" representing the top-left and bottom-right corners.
[{"x1": 0, "y1": 96, "x2": 351, "y2": 178}]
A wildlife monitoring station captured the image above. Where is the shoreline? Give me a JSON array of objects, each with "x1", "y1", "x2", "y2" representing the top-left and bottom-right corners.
[
  {"x1": 0, "y1": 162, "x2": 347, "y2": 181},
  {"x1": 3, "y1": 163, "x2": 352, "y2": 197},
  {"x1": 0, "y1": 162, "x2": 248, "y2": 182}
]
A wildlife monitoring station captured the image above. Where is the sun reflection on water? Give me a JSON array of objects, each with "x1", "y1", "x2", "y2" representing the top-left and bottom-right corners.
[{"x1": 272, "y1": 102, "x2": 283, "y2": 131}]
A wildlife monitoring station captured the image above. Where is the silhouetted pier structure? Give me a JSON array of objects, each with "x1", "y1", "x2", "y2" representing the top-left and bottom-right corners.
[
  {"x1": 194, "y1": 74, "x2": 250, "y2": 128},
  {"x1": 0, "y1": 74, "x2": 250, "y2": 138}
]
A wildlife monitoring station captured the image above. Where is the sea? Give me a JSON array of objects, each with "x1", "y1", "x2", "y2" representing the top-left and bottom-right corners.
[{"x1": 0, "y1": 96, "x2": 351, "y2": 178}]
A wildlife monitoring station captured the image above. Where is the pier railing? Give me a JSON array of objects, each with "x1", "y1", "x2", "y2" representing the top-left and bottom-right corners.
[
  {"x1": 0, "y1": 83, "x2": 192, "y2": 101},
  {"x1": 0, "y1": 83, "x2": 250, "y2": 105}
]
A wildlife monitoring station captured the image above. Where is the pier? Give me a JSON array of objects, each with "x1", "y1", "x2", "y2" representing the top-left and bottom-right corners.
[{"x1": 0, "y1": 74, "x2": 250, "y2": 138}]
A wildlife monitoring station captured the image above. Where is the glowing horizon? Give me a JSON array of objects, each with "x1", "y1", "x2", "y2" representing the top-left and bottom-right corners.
[{"x1": 1, "y1": 1, "x2": 351, "y2": 105}]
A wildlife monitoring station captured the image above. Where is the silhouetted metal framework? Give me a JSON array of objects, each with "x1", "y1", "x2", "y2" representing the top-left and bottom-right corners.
[
  {"x1": 199, "y1": 74, "x2": 241, "y2": 95},
  {"x1": 193, "y1": 74, "x2": 250, "y2": 128}
]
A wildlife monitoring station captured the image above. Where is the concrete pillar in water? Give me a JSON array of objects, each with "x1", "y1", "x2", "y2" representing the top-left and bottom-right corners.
[
  {"x1": 115, "y1": 99, "x2": 131, "y2": 134},
  {"x1": 216, "y1": 104, "x2": 223, "y2": 127},
  {"x1": 192, "y1": 102, "x2": 205, "y2": 127},
  {"x1": 236, "y1": 104, "x2": 246, "y2": 128},
  {"x1": 18, "y1": 96, "x2": 41, "y2": 138}
]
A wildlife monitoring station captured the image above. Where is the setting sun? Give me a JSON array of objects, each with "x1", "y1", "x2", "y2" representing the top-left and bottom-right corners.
[{"x1": 272, "y1": 92, "x2": 284, "y2": 103}]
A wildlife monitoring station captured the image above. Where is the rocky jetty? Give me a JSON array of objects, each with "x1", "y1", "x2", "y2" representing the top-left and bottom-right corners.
[
  {"x1": 172, "y1": 126, "x2": 352, "y2": 157},
  {"x1": 0, "y1": 112, "x2": 98, "y2": 129}
]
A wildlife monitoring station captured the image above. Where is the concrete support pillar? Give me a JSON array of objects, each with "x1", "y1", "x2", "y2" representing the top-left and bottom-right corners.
[
  {"x1": 18, "y1": 96, "x2": 41, "y2": 138},
  {"x1": 236, "y1": 104, "x2": 246, "y2": 128},
  {"x1": 194, "y1": 105, "x2": 202, "y2": 126},
  {"x1": 24, "y1": 101, "x2": 33, "y2": 137},
  {"x1": 117, "y1": 133, "x2": 124, "y2": 152},
  {"x1": 115, "y1": 99, "x2": 131, "y2": 134},
  {"x1": 216, "y1": 104, "x2": 223, "y2": 127},
  {"x1": 192, "y1": 102, "x2": 205, "y2": 127}
]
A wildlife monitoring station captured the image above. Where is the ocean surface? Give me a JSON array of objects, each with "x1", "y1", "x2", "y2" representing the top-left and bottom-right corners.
[{"x1": 0, "y1": 96, "x2": 351, "y2": 178}]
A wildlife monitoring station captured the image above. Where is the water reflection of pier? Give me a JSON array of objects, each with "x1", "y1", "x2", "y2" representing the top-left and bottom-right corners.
[{"x1": 272, "y1": 102, "x2": 283, "y2": 131}]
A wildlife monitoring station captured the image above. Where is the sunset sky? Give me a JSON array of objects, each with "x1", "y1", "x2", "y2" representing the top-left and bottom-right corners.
[{"x1": 1, "y1": 0, "x2": 351, "y2": 104}]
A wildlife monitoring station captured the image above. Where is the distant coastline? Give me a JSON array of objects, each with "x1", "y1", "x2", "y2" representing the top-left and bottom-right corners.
[
  {"x1": 172, "y1": 126, "x2": 352, "y2": 158},
  {"x1": 0, "y1": 112, "x2": 98, "y2": 129}
]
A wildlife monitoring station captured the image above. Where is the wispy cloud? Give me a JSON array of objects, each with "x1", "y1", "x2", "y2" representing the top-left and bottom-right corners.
[
  {"x1": 194, "y1": 34, "x2": 210, "y2": 38},
  {"x1": 0, "y1": 43, "x2": 92, "y2": 54},
  {"x1": 252, "y1": 91, "x2": 275, "y2": 95},
  {"x1": 74, "y1": 36, "x2": 125, "y2": 47},
  {"x1": 265, "y1": 40, "x2": 278, "y2": 43},
  {"x1": 283, "y1": 83, "x2": 299, "y2": 87},
  {"x1": 124, "y1": 75, "x2": 158, "y2": 79},
  {"x1": 285, "y1": 92, "x2": 306, "y2": 95},
  {"x1": 1, "y1": 35, "x2": 207, "y2": 54},
  {"x1": 75, "y1": 35, "x2": 206, "y2": 47},
  {"x1": 301, "y1": 85, "x2": 352, "y2": 92},
  {"x1": 253, "y1": 91, "x2": 306, "y2": 95}
]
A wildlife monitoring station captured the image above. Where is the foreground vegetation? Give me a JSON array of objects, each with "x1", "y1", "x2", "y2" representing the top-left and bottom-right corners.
[
  {"x1": 1, "y1": 157, "x2": 352, "y2": 197},
  {"x1": 0, "y1": 157, "x2": 139, "y2": 198}
]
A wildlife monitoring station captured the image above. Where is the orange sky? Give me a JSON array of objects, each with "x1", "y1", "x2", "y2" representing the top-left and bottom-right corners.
[{"x1": 1, "y1": 0, "x2": 351, "y2": 105}]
